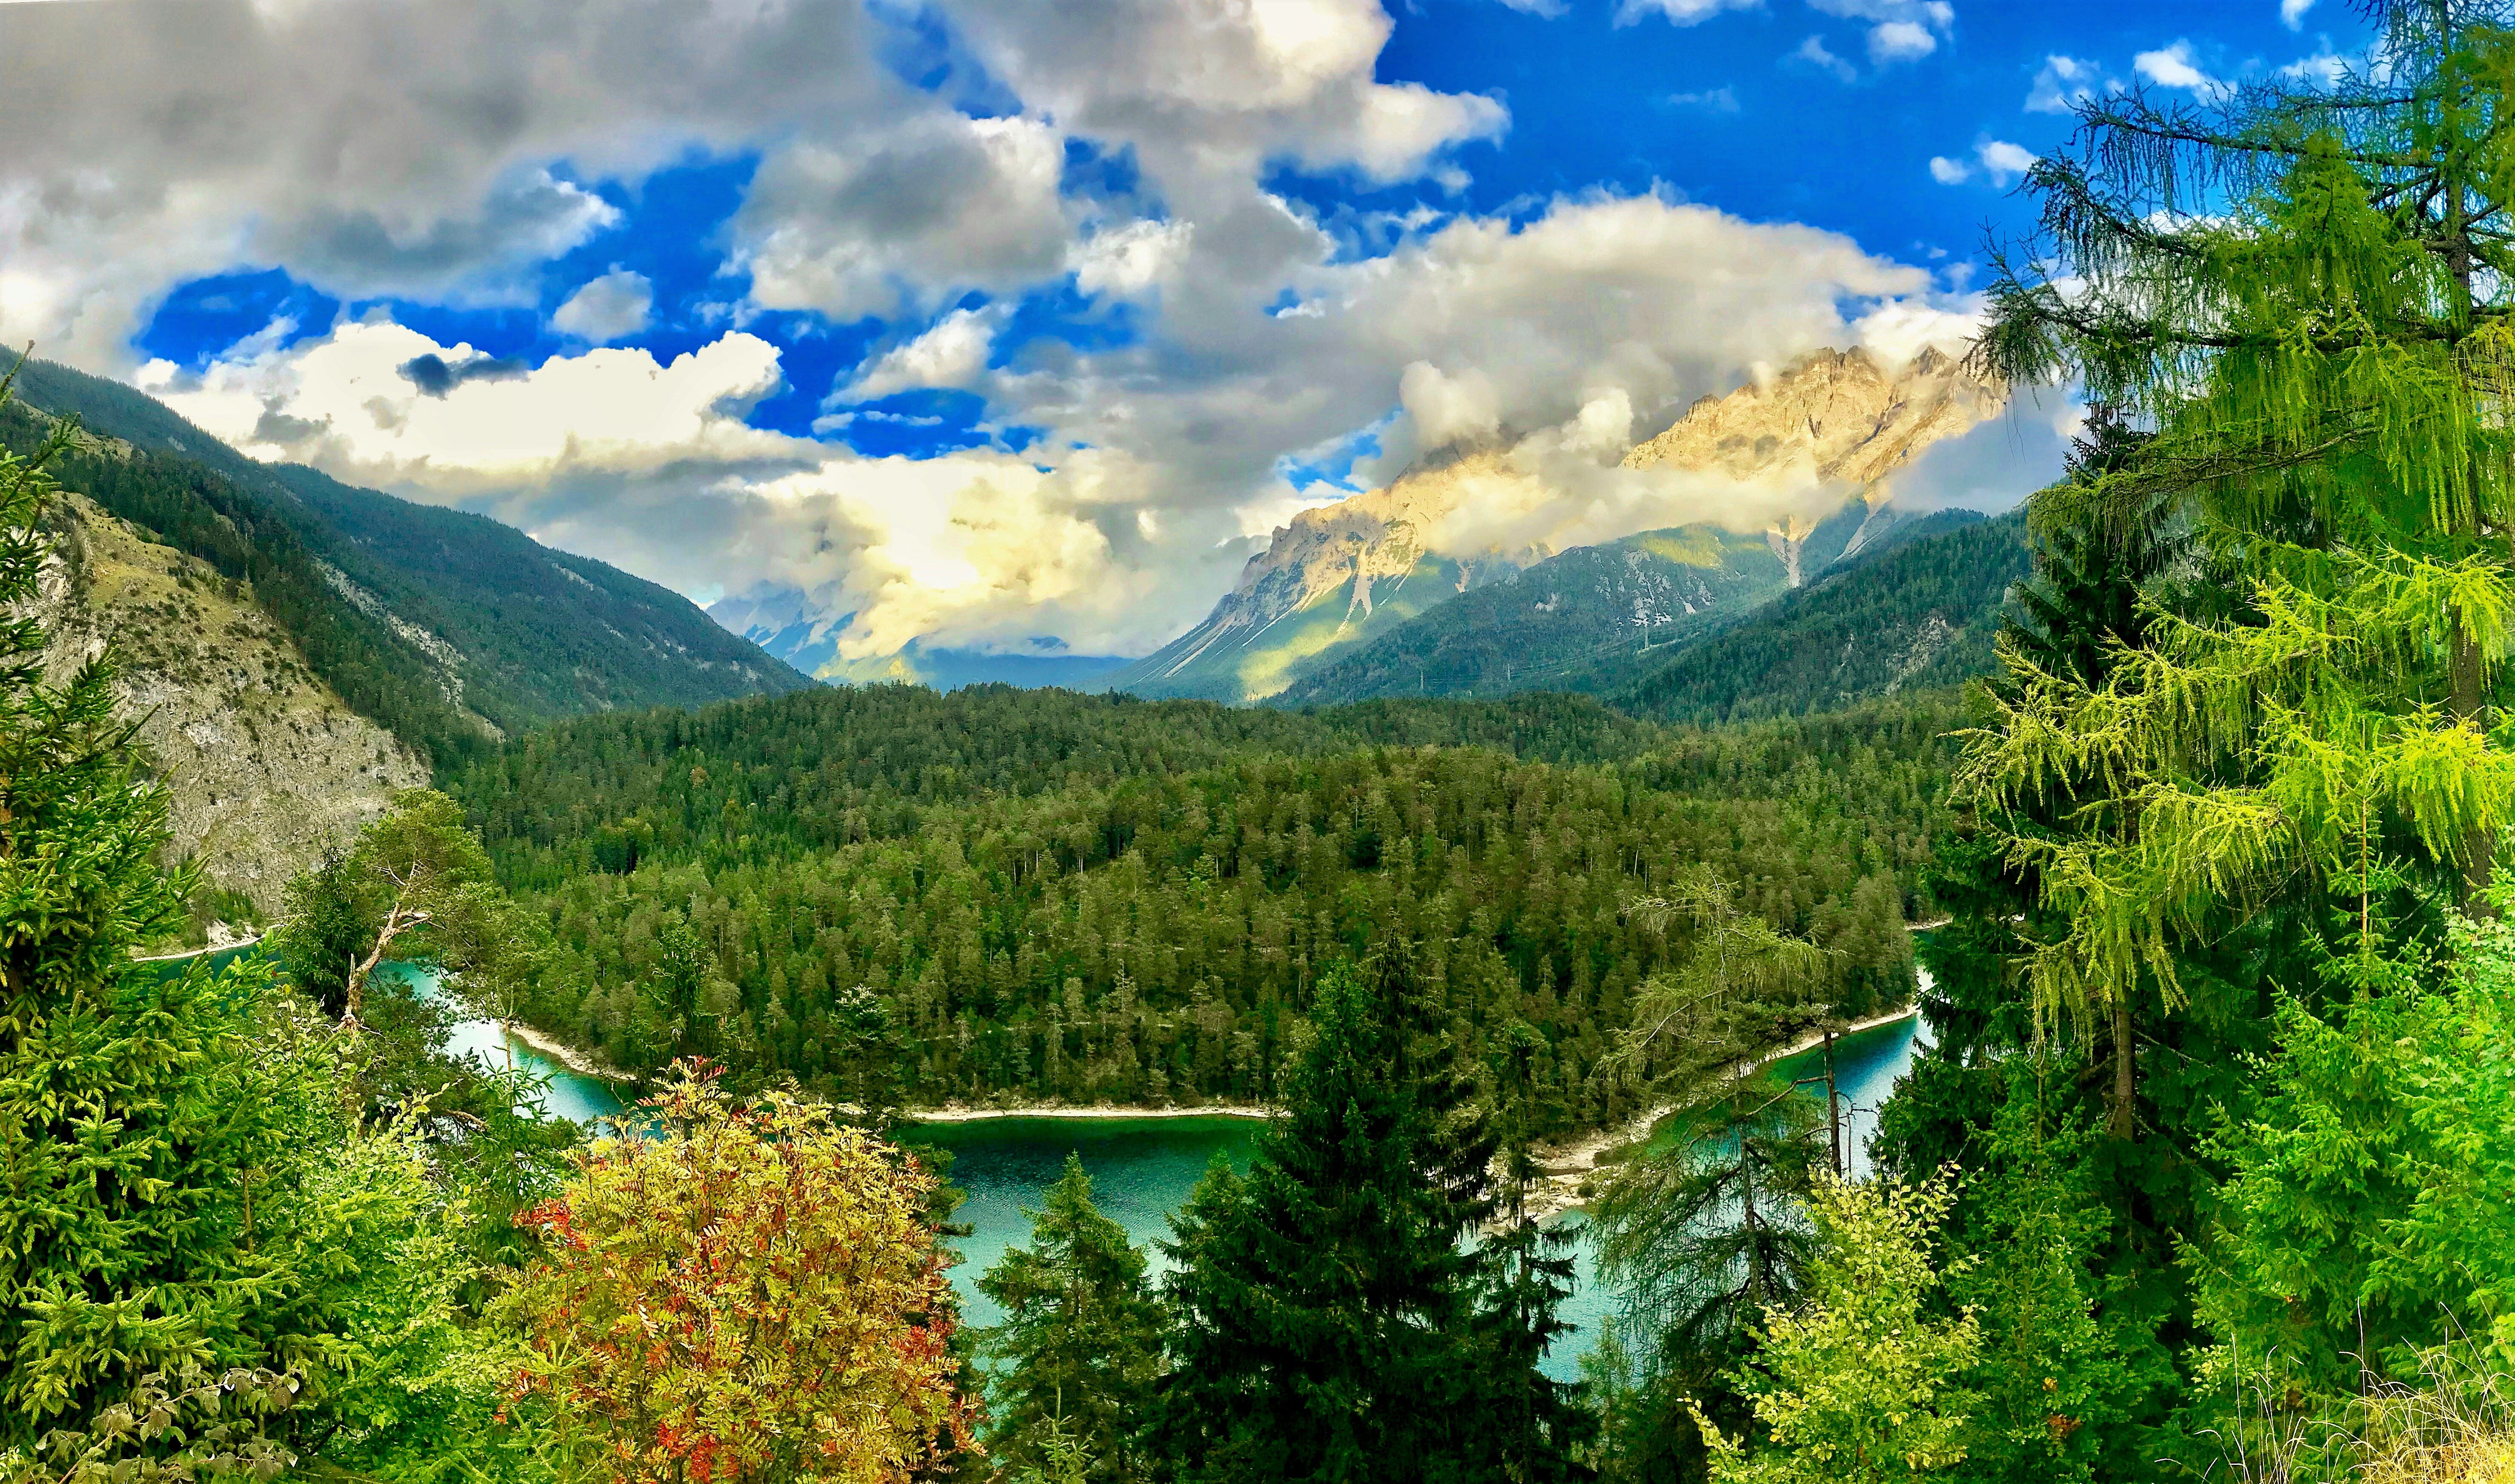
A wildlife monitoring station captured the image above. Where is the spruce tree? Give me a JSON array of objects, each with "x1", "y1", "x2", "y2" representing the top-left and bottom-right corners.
[
  {"x1": 977, "y1": 1153, "x2": 1165, "y2": 1484},
  {"x1": 1153, "y1": 952, "x2": 1587, "y2": 1484},
  {"x1": 0, "y1": 383, "x2": 292, "y2": 1437}
]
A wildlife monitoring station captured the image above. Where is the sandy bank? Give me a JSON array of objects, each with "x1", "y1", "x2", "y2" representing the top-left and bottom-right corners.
[
  {"x1": 1513, "y1": 1005, "x2": 1921, "y2": 1225},
  {"x1": 905, "y1": 1101, "x2": 1274, "y2": 1124}
]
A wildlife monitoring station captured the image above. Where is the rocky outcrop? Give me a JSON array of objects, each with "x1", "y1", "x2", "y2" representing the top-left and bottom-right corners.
[
  {"x1": 27, "y1": 495, "x2": 428, "y2": 915},
  {"x1": 1621, "y1": 344, "x2": 2004, "y2": 491}
]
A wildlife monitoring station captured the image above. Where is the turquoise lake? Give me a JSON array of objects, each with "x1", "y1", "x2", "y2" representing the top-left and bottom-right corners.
[{"x1": 183, "y1": 947, "x2": 1930, "y2": 1381}]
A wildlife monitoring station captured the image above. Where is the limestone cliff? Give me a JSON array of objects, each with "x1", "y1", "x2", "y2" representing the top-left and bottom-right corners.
[{"x1": 29, "y1": 494, "x2": 429, "y2": 919}]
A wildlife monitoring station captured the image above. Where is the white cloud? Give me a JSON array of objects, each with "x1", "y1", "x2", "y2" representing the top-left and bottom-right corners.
[
  {"x1": 833, "y1": 308, "x2": 999, "y2": 404},
  {"x1": 2281, "y1": 0, "x2": 2315, "y2": 29},
  {"x1": 1070, "y1": 219, "x2": 1196, "y2": 298},
  {"x1": 1666, "y1": 86, "x2": 1742, "y2": 111},
  {"x1": 1930, "y1": 138, "x2": 2035, "y2": 188},
  {"x1": 736, "y1": 114, "x2": 1070, "y2": 321},
  {"x1": 2026, "y1": 54, "x2": 2105, "y2": 113},
  {"x1": 8, "y1": 0, "x2": 2040, "y2": 661},
  {"x1": 2281, "y1": 51, "x2": 2351, "y2": 86},
  {"x1": 169, "y1": 190, "x2": 1957, "y2": 656},
  {"x1": 2135, "y1": 40, "x2": 2229, "y2": 98},
  {"x1": 1614, "y1": 0, "x2": 1760, "y2": 26},
  {"x1": 1976, "y1": 139, "x2": 2037, "y2": 185},
  {"x1": 550, "y1": 268, "x2": 653, "y2": 344},
  {"x1": 1790, "y1": 34, "x2": 1859, "y2": 82},
  {"x1": 1806, "y1": 0, "x2": 1952, "y2": 64},
  {"x1": 1868, "y1": 20, "x2": 1935, "y2": 62}
]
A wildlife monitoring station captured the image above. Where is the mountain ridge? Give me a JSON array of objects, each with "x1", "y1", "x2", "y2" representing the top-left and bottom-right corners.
[{"x1": 1116, "y1": 342, "x2": 2005, "y2": 705}]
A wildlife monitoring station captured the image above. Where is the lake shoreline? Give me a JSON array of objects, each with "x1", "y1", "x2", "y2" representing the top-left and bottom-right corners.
[
  {"x1": 906, "y1": 1101, "x2": 1274, "y2": 1124},
  {"x1": 1515, "y1": 1004, "x2": 1921, "y2": 1224}
]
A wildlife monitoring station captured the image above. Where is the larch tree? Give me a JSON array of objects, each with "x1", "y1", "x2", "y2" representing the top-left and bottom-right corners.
[{"x1": 1967, "y1": 0, "x2": 2515, "y2": 1123}]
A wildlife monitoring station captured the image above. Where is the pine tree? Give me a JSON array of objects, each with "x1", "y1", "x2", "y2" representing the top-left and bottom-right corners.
[
  {"x1": 1152, "y1": 952, "x2": 1587, "y2": 1483},
  {"x1": 976, "y1": 1154, "x2": 1166, "y2": 1484}
]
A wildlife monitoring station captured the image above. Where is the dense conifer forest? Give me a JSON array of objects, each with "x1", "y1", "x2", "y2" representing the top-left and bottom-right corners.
[{"x1": 449, "y1": 685, "x2": 1948, "y2": 1129}]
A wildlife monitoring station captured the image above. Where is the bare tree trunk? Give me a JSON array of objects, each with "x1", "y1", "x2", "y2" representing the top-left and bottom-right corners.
[
  {"x1": 1823, "y1": 1029, "x2": 1843, "y2": 1179},
  {"x1": 2455, "y1": 613, "x2": 2497, "y2": 910},
  {"x1": 2110, "y1": 994, "x2": 2136, "y2": 1139}
]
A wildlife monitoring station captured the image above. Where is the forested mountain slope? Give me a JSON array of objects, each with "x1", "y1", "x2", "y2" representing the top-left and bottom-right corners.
[
  {"x1": 6, "y1": 358, "x2": 812, "y2": 756},
  {"x1": 1617, "y1": 508, "x2": 2029, "y2": 725},
  {"x1": 1272, "y1": 509, "x2": 1851, "y2": 705}
]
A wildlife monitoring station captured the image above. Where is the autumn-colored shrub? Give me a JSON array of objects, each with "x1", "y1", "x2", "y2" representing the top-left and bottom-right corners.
[{"x1": 504, "y1": 1063, "x2": 974, "y2": 1484}]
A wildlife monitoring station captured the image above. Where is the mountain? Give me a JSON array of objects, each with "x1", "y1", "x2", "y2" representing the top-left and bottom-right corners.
[
  {"x1": 1112, "y1": 344, "x2": 2004, "y2": 705},
  {"x1": 5, "y1": 358, "x2": 813, "y2": 762},
  {"x1": 1615, "y1": 507, "x2": 2030, "y2": 726},
  {"x1": 1101, "y1": 446, "x2": 1546, "y2": 702},
  {"x1": 31, "y1": 492, "x2": 428, "y2": 928},
  {"x1": 709, "y1": 586, "x2": 1125, "y2": 691}
]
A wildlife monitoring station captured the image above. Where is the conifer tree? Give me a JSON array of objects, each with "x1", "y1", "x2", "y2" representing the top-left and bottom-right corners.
[
  {"x1": 0, "y1": 380, "x2": 295, "y2": 1439},
  {"x1": 1969, "y1": 0, "x2": 2515, "y2": 1042},
  {"x1": 1153, "y1": 952, "x2": 1588, "y2": 1483},
  {"x1": 977, "y1": 1153, "x2": 1165, "y2": 1484}
]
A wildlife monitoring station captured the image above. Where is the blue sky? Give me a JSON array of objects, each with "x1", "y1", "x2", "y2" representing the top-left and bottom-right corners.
[{"x1": 0, "y1": 0, "x2": 2369, "y2": 656}]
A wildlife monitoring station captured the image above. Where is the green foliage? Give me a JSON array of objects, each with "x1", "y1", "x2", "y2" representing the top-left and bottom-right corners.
[
  {"x1": 1153, "y1": 955, "x2": 1591, "y2": 1483},
  {"x1": 975, "y1": 1155, "x2": 1165, "y2": 1484},
  {"x1": 449, "y1": 683, "x2": 1673, "y2": 888},
  {"x1": 0, "y1": 386, "x2": 259, "y2": 1435},
  {"x1": 5, "y1": 1367, "x2": 300, "y2": 1484},
  {"x1": 1968, "y1": 4, "x2": 2515, "y2": 1028},
  {"x1": 1695, "y1": 1175, "x2": 1980, "y2": 1484},
  {"x1": 1941, "y1": 1076, "x2": 2151, "y2": 1484},
  {"x1": 2195, "y1": 897, "x2": 2515, "y2": 1393},
  {"x1": 1618, "y1": 511, "x2": 2029, "y2": 727}
]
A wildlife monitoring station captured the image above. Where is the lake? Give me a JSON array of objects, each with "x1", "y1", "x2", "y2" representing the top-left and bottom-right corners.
[{"x1": 384, "y1": 956, "x2": 1927, "y2": 1380}]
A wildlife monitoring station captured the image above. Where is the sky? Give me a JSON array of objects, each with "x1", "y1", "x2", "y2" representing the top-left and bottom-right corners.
[{"x1": 0, "y1": 0, "x2": 2372, "y2": 660}]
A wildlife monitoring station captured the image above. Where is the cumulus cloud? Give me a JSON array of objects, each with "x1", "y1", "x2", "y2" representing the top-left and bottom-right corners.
[
  {"x1": 1664, "y1": 86, "x2": 1741, "y2": 111},
  {"x1": 2281, "y1": 51, "x2": 2352, "y2": 86},
  {"x1": 1789, "y1": 35, "x2": 1859, "y2": 82},
  {"x1": 1807, "y1": 0, "x2": 1952, "y2": 67},
  {"x1": 162, "y1": 189, "x2": 1965, "y2": 657},
  {"x1": 7, "y1": 0, "x2": 2043, "y2": 661},
  {"x1": 1615, "y1": 0, "x2": 1760, "y2": 26},
  {"x1": 1928, "y1": 137, "x2": 2035, "y2": 187},
  {"x1": 551, "y1": 268, "x2": 654, "y2": 343},
  {"x1": 2281, "y1": 0, "x2": 2315, "y2": 29},
  {"x1": 2026, "y1": 54, "x2": 2106, "y2": 112},
  {"x1": 2135, "y1": 40, "x2": 2229, "y2": 98},
  {"x1": 736, "y1": 115, "x2": 1069, "y2": 320},
  {"x1": 833, "y1": 308, "x2": 1000, "y2": 404}
]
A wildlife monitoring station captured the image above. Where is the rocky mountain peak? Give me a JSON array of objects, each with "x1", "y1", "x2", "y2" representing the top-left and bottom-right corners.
[{"x1": 1620, "y1": 342, "x2": 2003, "y2": 491}]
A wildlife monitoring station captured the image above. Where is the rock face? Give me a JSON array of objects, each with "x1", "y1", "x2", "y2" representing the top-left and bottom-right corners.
[
  {"x1": 1112, "y1": 345, "x2": 2005, "y2": 704},
  {"x1": 27, "y1": 495, "x2": 428, "y2": 915},
  {"x1": 1621, "y1": 344, "x2": 2003, "y2": 491},
  {"x1": 1106, "y1": 448, "x2": 1552, "y2": 701}
]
